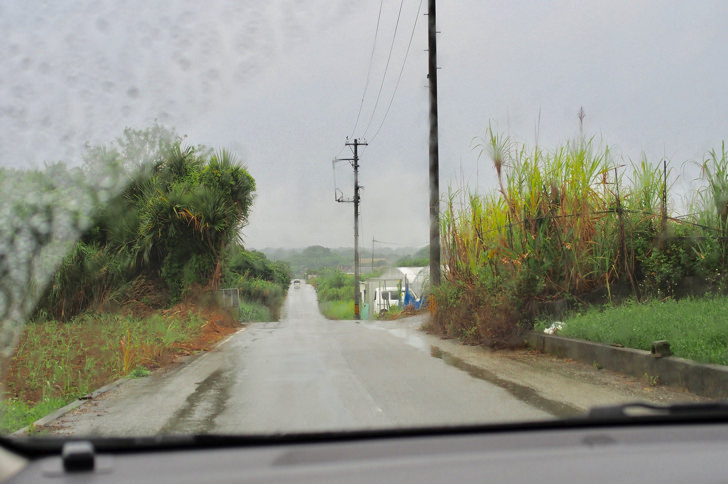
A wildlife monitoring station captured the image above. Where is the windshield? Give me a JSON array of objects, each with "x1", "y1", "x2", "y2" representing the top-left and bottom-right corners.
[{"x1": 1, "y1": 1, "x2": 726, "y2": 438}]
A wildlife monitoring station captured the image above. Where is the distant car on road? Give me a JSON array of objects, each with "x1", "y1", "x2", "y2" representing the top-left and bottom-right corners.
[{"x1": 293, "y1": 280, "x2": 301, "y2": 289}]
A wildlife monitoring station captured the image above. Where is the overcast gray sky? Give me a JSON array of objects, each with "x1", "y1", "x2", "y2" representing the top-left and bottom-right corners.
[{"x1": 2, "y1": 1, "x2": 727, "y2": 249}]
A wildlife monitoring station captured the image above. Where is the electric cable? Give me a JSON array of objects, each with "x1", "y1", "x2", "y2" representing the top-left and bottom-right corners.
[
  {"x1": 362, "y1": 0, "x2": 405, "y2": 138},
  {"x1": 368, "y1": 0, "x2": 424, "y2": 143},
  {"x1": 350, "y1": 0, "x2": 384, "y2": 139}
]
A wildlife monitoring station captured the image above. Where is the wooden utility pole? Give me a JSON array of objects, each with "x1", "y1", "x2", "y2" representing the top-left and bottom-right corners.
[
  {"x1": 337, "y1": 138, "x2": 367, "y2": 320},
  {"x1": 428, "y1": 0, "x2": 441, "y2": 287}
]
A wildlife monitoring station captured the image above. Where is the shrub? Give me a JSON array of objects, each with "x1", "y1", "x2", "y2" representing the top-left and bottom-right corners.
[{"x1": 311, "y1": 269, "x2": 354, "y2": 302}]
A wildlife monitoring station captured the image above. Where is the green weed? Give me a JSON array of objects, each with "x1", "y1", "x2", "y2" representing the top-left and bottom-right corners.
[
  {"x1": 643, "y1": 373, "x2": 661, "y2": 386},
  {"x1": 129, "y1": 366, "x2": 151, "y2": 378}
]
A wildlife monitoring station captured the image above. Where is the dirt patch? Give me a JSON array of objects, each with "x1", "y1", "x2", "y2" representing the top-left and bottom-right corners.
[
  {"x1": 378, "y1": 307, "x2": 427, "y2": 321},
  {"x1": 165, "y1": 305, "x2": 239, "y2": 357}
]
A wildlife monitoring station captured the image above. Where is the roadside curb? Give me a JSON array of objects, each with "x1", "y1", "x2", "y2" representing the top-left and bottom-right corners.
[
  {"x1": 11, "y1": 325, "x2": 246, "y2": 436},
  {"x1": 526, "y1": 332, "x2": 728, "y2": 400}
]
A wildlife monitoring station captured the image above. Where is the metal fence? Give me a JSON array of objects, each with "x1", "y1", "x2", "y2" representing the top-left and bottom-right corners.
[{"x1": 217, "y1": 288, "x2": 240, "y2": 309}]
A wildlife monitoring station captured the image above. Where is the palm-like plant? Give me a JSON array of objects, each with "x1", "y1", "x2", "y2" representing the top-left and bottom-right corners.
[{"x1": 32, "y1": 127, "x2": 259, "y2": 318}]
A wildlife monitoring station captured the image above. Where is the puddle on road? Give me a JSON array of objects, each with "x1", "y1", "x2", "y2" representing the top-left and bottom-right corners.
[
  {"x1": 384, "y1": 328, "x2": 432, "y2": 353},
  {"x1": 430, "y1": 346, "x2": 581, "y2": 418},
  {"x1": 359, "y1": 319, "x2": 580, "y2": 417},
  {"x1": 364, "y1": 322, "x2": 432, "y2": 353},
  {"x1": 159, "y1": 369, "x2": 231, "y2": 434}
]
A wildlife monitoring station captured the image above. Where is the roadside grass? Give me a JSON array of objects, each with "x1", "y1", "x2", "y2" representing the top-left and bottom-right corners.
[
  {"x1": 0, "y1": 397, "x2": 67, "y2": 434},
  {"x1": 238, "y1": 300, "x2": 271, "y2": 322},
  {"x1": 2, "y1": 304, "x2": 236, "y2": 433},
  {"x1": 539, "y1": 296, "x2": 728, "y2": 366},
  {"x1": 319, "y1": 300, "x2": 354, "y2": 320}
]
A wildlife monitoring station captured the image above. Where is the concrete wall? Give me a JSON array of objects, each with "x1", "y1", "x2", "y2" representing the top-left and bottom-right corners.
[{"x1": 526, "y1": 332, "x2": 728, "y2": 400}]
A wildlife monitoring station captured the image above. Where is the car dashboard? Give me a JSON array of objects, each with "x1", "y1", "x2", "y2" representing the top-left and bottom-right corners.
[{"x1": 3, "y1": 418, "x2": 728, "y2": 483}]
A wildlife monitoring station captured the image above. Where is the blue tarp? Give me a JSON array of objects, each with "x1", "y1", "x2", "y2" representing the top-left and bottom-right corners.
[{"x1": 402, "y1": 278, "x2": 426, "y2": 310}]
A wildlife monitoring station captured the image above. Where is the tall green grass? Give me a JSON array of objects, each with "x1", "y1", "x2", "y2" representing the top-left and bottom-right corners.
[{"x1": 434, "y1": 127, "x2": 728, "y2": 347}]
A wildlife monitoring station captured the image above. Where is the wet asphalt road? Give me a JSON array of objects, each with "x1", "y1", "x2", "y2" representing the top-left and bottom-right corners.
[{"x1": 51, "y1": 282, "x2": 548, "y2": 436}]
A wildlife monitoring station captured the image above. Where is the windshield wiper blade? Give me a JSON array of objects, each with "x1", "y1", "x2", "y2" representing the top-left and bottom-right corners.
[{"x1": 588, "y1": 401, "x2": 728, "y2": 419}]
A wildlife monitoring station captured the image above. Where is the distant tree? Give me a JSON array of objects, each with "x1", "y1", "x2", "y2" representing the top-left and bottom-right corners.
[
  {"x1": 302, "y1": 245, "x2": 333, "y2": 258},
  {"x1": 396, "y1": 246, "x2": 429, "y2": 267}
]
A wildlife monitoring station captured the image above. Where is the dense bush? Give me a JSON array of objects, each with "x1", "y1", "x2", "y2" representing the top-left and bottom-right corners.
[
  {"x1": 32, "y1": 125, "x2": 258, "y2": 319},
  {"x1": 224, "y1": 247, "x2": 290, "y2": 291}
]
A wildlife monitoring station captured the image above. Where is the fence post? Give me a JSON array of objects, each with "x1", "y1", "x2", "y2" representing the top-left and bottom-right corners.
[{"x1": 615, "y1": 167, "x2": 639, "y2": 300}]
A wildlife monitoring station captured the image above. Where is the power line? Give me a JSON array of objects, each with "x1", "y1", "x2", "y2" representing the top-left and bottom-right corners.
[
  {"x1": 368, "y1": 0, "x2": 424, "y2": 143},
  {"x1": 373, "y1": 238, "x2": 424, "y2": 246},
  {"x1": 350, "y1": 0, "x2": 384, "y2": 139},
  {"x1": 362, "y1": 0, "x2": 405, "y2": 139}
]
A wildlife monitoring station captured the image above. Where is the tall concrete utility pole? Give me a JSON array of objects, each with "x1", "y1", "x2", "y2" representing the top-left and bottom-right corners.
[
  {"x1": 428, "y1": 0, "x2": 441, "y2": 287},
  {"x1": 336, "y1": 138, "x2": 367, "y2": 320}
]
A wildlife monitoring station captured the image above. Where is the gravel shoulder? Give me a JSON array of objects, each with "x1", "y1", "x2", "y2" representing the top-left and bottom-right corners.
[{"x1": 376, "y1": 314, "x2": 708, "y2": 414}]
